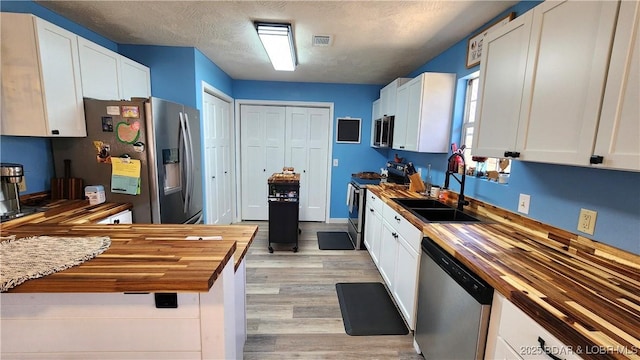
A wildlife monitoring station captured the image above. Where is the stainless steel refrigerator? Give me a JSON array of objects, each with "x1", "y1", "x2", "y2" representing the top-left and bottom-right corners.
[{"x1": 52, "y1": 97, "x2": 202, "y2": 224}]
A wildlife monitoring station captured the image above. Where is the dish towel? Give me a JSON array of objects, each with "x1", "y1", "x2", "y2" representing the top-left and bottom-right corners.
[
  {"x1": 0, "y1": 235, "x2": 111, "y2": 292},
  {"x1": 347, "y1": 183, "x2": 354, "y2": 212}
]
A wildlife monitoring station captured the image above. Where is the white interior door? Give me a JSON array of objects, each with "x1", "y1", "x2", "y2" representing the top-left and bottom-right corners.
[
  {"x1": 240, "y1": 105, "x2": 285, "y2": 220},
  {"x1": 285, "y1": 107, "x2": 330, "y2": 221},
  {"x1": 203, "y1": 92, "x2": 232, "y2": 225}
]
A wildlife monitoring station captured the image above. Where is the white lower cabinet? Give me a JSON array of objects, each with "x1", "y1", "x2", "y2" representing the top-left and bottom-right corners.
[
  {"x1": 378, "y1": 222, "x2": 398, "y2": 287},
  {"x1": 486, "y1": 293, "x2": 583, "y2": 360},
  {"x1": 97, "y1": 210, "x2": 133, "y2": 224},
  {"x1": 377, "y1": 199, "x2": 422, "y2": 330},
  {"x1": 363, "y1": 197, "x2": 382, "y2": 266},
  {"x1": 392, "y1": 234, "x2": 419, "y2": 328}
]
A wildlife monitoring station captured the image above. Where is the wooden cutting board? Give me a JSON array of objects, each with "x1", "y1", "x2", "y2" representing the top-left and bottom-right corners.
[{"x1": 51, "y1": 159, "x2": 84, "y2": 200}]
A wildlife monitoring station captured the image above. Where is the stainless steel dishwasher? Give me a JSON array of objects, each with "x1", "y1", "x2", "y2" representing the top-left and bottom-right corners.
[{"x1": 414, "y1": 237, "x2": 493, "y2": 360}]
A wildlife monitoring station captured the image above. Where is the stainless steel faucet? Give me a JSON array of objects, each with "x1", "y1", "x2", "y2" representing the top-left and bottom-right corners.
[{"x1": 443, "y1": 151, "x2": 469, "y2": 211}]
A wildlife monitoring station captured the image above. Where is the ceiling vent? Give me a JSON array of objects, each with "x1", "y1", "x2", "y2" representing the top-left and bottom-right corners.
[{"x1": 312, "y1": 35, "x2": 333, "y2": 47}]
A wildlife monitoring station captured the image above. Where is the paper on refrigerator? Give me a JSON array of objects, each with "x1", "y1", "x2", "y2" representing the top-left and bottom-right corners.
[{"x1": 111, "y1": 158, "x2": 141, "y2": 195}]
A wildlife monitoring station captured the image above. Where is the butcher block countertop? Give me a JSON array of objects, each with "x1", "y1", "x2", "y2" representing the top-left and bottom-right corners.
[
  {"x1": 1, "y1": 200, "x2": 257, "y2": 272},
  {"x1": 1, "y1": 224, "x2": 258, "y2": 293},
  {"x1": 369, "y1": 185, "x2": 639, "y2": 360},
  {"x1": 1, "y1": 200, "x2": 133, "y2": 230}
]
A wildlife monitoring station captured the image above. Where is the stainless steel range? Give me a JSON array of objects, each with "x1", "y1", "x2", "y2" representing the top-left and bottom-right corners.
[{"x1": 347, "y1": 172, "x2": 382, "y2": 250}]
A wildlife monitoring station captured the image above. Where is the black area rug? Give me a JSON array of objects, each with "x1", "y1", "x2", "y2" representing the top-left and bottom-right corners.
[
  {"x1": 336, "y1": 282, "x2": 409, "y2": 336},
  {"x1": 317, "y1": 231, "x2": 354, "y2": 250}
]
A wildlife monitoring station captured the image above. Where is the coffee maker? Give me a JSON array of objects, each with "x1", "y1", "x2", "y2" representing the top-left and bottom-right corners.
[{"x1": 1, "y1": 163, "x2": 24, "y2": 218}]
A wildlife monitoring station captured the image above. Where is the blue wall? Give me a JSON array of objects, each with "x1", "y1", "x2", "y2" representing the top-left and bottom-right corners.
[
  {"x1": 389, "y1": 0, "x2": 640, "y2": 254},
  {"x1": 233, "y1": 81, "x2": 384, "y2": 218}
]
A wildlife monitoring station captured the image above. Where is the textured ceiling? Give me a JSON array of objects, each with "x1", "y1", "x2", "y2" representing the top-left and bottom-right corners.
[{"x1": 36, "y1": 1, "x2": 518, "y2": 85}]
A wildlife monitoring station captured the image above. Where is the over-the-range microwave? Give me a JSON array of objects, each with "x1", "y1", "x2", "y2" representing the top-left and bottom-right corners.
[{"x1": 372, "y1": 115, "x2": 394, "y2": 148}]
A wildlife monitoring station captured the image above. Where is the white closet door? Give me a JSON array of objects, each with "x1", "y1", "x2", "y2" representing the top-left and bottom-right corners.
[
  {"x1": 203, "y1": 92, "x2": 233, "y2": 225},
  {"x1": 285, "y1": 107, "x2": 330, "y2": 221},
  {"x1": 240, "y1": 105, "x2": 285, "y2": 220}
]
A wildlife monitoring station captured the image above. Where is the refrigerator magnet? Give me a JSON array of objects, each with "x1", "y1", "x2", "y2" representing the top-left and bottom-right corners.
[
  {"x1": 116, "y1": 121, "x2": 140, "y2": 144},
  {"x1": 133, "y1": 141, "x2": 145, "y2": 153},
  {"x1": 121, "y1": 105, "x2": 140, "y2": 118},
  {"x1": 106, "y1": 106, "x2": 120, "y2": 116},
  {"x1": 101, "y1": 116, "x2": 114, "y2": 132}
]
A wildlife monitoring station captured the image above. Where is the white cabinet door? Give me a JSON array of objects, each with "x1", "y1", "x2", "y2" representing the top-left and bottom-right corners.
[
  {"x1": 240, "y1": 105, "x2": 286, "y2": 220},
  {"x1": 364, "y1": 201, "x2": 383, "y2": 266},
  {"x1": 493, "y1": 336, "x2": 524, "y2": 360},
  {"x1": 392, "y1": 83, "x2": 410, "y2": 150},
  {"x1": 392, "y1": 234, "x2": 419, "y2": 330},
  {"x1": 203, "y1": 92, "x2": 233, "y2": 225},
  {"x1": 285, "y1": 107, "x2": 330, "y2": 221},
  {"x1": 593, "y1": 0, "x2": 640, "y2": 171},
  {"x1": 370, "y1": 99, "x2": 381, "y2": 147},
  {"x1": 380, "y1": 78, "x2": 410, "y2": 116},
  {"x1": 78, "y1": 37, "x2": 121, "y2": 100},
  {"x1": 474, "y1": 11, "x2": 534, "y2": 159},
  {"x1": 119, "y1": 57, "x2": 151, "y2": 100},
  {"x1": 1, "y1": 13, "x2": 85, "y2": 137},
  {"x1": 517, "y1": 0, "x2": 619, "y2": 165},
  {"x1": 393, "y1": 73, "x2": 455, "y2": 153},
  {"x1": 379, "y1": 221, "x2": 398, "y2": 289}
]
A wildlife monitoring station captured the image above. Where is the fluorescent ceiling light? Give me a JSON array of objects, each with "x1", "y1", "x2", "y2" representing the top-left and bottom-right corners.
[{"x1": 255, "y1": 22, "x2": 297, "y2": 71}]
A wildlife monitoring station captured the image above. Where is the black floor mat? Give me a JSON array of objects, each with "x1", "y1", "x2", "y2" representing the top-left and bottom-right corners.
[
  {"x1": 336, "y1": 282, "x2": 409, "y2": 336},
  {"x1": 317, "y1": 231, "x2": 354, "y2": 250}
]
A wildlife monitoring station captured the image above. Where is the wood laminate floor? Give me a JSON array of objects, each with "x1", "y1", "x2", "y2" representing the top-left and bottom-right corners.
[{"x1": 242, "y1": 221, "x2": 424, "y2": 360}]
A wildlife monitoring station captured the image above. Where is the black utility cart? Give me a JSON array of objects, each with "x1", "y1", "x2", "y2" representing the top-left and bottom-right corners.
[{"x1": 267, "y1": 171, "x2": 301, "y2": 253}]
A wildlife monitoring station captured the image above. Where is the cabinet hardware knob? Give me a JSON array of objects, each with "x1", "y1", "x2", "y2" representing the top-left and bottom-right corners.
[
  {"x1": 394, "y1": 215, "x2": 401, "y2": 222},
  {"x1": 590, "y1": 155, "x2": 604, "y2": 164},
  {"x1": 51, "y1": 130, "x2": 60, "y2": 135},
  {"x1": 224, "y1": 171, "x2": 228, "y2": 174},
  {"x1": 370, "y1": 208, "x2": 374, "y2": 212},
  {"x1": 537, "y1": 337, "x2": 562, "y2": 360},
  {"x1": 399, "y1": 146, "x2": 405, "y2": 149},
  {"x1": 114, "y1": 219, "x2": 120, "y2": 224},
  {"x1": 263, "y1": 169, "x2": 266, "y2": 172}
]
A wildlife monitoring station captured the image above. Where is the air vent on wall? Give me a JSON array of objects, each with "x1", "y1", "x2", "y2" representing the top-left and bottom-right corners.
[{"x1": 312, "y1": 35, "x2": 333, "y2": 47}]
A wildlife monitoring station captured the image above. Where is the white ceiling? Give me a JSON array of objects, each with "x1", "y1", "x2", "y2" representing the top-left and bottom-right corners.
[{"x1": 36, "y1": 1, "x2": 518, "y2": 85}]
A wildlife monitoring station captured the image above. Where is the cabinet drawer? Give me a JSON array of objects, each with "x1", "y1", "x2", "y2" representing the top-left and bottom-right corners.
[
  {"x1": 367, "y1": 191, "x2": 384, "y2": 214},
  {"x1": 97, "y1": 210, "x2": 132, "y2": 224},
  {"x1": 382, "y1": 204, "x2": 421, "y2": 252},
  {"x1": 499, "y1": 298, "x2": 582, "y2": 360}
]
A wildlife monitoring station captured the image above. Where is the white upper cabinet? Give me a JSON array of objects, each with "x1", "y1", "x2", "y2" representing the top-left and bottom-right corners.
[
  {"x1": 593, "y1": 0, "x2": 640, "y2": 171},
  {"x1": 119, "y1": 57, "x2": 151, "y2": 100},
  {"x1": 473, "y1": 11, "x2": 534, "y2": 159},
  {"x1": 380, "y1": 78, "x2": 410, "y2": 117},
  {"x1": 78, "y1": 37, "x2": 151, "y2": 100},
  {"x1": 393, "y1": 72, "x2": 455, "y2": 152},
  {"x1": 474, "y1": 1, "x2": 621, "y2": 167},
  {"x1": 78, "y1": 37, "x2": 121, "y2": 100},
  {"x1": 1, "y1": 13, "x2": 86, "y2": 137}
]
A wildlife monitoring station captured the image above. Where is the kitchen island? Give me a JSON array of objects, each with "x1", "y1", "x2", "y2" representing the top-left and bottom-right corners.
[
  {"x1": 1, "y1": 220, "x2": 258, "y2": 359},
  {"x1": 368, "y1": 185, "x2": 639, "y2": 360}
]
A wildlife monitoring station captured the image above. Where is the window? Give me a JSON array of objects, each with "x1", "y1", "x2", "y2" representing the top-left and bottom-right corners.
[{"x1": 461, "y1": 74, "x2": 511, "y2": 178}]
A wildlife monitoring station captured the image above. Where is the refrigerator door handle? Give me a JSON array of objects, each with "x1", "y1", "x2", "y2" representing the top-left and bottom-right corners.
[
  {"x1": 179, "y1": 112, "x2": 191, "y2": 215},
  {"x1": 184, "y1": 111, "x2": 195, "y2": 214}
]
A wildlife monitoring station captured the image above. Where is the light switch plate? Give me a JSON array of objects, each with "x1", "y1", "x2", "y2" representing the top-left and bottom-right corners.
[
  {"x1": 333, "y1": 159, "x2": 339, "y2": 167},
  {"x1": 577, "y1": 208, "x2": 597, "y2": 235},
  {"x1": 518, "y1": 194, "x2": 530, "y2": 214}
]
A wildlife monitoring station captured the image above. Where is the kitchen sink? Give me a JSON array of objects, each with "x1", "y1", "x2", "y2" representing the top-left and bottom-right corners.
[
  {"x1": 411, "y1": 208, "x2": 481, "y2": 223},
  {"x1": 392, "y1": 198, "x2": 451, "y2": 209}
]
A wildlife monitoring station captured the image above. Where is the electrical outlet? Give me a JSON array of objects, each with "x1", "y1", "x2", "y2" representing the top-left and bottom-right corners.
[
  {"x1": 518, "y1": 194, "x2": 530, "y2": 214},
  {"x1": 333, "y1": 159, "x2": 339, "y2": 167},
  {"x1": 577, "y1": 208, "x2": 597, "y2": 235},
  {"x1": 18, "y1": 176, "x2": 27, "y2": 192}
]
